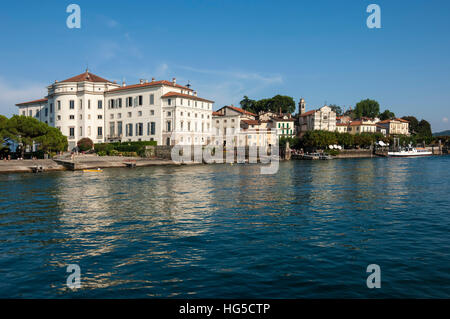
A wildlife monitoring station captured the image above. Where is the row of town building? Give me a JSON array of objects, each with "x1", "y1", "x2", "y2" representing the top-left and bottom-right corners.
[{"x1": 15, "y1": 70, "x2": 410, "y2": 150}]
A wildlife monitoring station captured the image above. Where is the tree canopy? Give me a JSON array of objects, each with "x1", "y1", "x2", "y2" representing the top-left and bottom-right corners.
[
  {"x1": 299, "y1": 130, "x2": 388, "y2": 150},
  {"x1": 328, "y1": 104, "x2": 343, "y2": 116},
  {"x1": 240, "y1": 95, "x2": 296, "y2": 114},
  {"x1": 354, "y1": 99, "x2": 380, "y2": 119},
  {"x1": 0, "y1": 115, "x2": 8, "y2": 148},
  {"x1": 416, "y1": 119, "x2": 432, "y2": 137},
  {"x1": 380, "y1": 109, "x2": 396, "y2": 121},
  {"x1": 1, "y1": 115, "x2": 68, "y2": 156}
]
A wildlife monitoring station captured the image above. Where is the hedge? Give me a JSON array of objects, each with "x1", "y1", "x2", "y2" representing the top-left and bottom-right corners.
[{"x1": 94, "y1": 141, "x2": 157, "y2": 157}]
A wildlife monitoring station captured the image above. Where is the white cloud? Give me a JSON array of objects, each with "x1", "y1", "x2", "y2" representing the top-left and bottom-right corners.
[
  {"x1": 177, "y1": 65, "x2": 283, "y2": 85},
  {"x1": 155, "y1": 63, "x2": 169, "y2": 78},
  {"x1": 105, "y1": 18, "x2": 118, "y2": 28},
  {"x1": 0, "y1": 77, "x2": 46, "y2": 117},
  {"x1": 170, "y1": 64, "x2": 284, "y2": 108},
  {"x1": 97, "y1": 15, "x2": 119, "y2": 28},
  {"x1": 443, "y1": 117, "x2": 448, "y2": 123}
]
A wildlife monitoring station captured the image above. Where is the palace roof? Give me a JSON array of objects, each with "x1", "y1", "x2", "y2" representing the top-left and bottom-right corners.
[
  {"x1": 16, "y1": 98, "x2": 48, "y2": 106},
  {"x1": 109, "y1": 80, "x2": 193, "y2": 93},
  {"x1": 60, "y1": 70, "x2": 113, "y2": 83},
  {"x1": 161, "y1": 91, "x2": 214, "y2": 103}
]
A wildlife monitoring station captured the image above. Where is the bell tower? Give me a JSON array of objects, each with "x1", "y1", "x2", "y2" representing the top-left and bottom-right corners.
[{"x1": 299, "y1": 98, "x2": 306, "y2": 115}]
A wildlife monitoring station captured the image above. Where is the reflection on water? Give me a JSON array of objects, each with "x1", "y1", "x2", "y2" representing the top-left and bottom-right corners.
[{"x1": 0, "y1": 157, "x2": 449, "y2": 298}]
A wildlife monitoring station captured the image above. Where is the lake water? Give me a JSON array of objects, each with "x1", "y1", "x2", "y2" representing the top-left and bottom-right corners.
[{"x1": 0, "y1": 156, "x2": 449, "y2": 298}]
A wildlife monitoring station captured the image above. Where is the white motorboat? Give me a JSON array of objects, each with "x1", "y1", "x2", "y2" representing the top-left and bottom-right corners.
[{"x1": 388, "y1": 147, "x2": 432, "y2": 157}]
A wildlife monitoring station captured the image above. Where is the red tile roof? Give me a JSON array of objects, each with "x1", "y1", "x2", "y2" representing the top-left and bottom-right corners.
[
  {"x1": 16, "y1": 98, "x2": 48, "y2": 106},
  {"x1": 272, "y1": 116, "x2": 296, "y2": 122},
  {"x1": 336, "y1": 123, "x2": 348, "y2": 126},
  {"x1": 378, "y1": 118, "x2": 409, "y2": 124},
  {"x1": 299, "y1": 110, "x2": 316, "y2": 117},
  {"x1": 220, "y1": 105, "x2": 256, "y2": 117},
  {"x1": 161, "y1": 91, "x2": 214, "y2": 103},
  {"x1": 212, "y1": 111, "x2": 223, "y2": 116},
  {"x1": 60, "y1": 71, "x2": 112, "y2": 83},
  {"x1": 108, "y1": 80, "x2": 193, "y2": 93},
  {"x1": 349, "y1": 121, "x2": 376, "y2": 126},
  {"x1": 241, "y1": 119, "x2": 260, "y2": 125}
]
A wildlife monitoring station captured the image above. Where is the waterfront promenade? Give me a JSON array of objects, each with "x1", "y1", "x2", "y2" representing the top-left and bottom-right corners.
[{"x1": 0, "y1": 155, "x2": 178, "y2": 173}]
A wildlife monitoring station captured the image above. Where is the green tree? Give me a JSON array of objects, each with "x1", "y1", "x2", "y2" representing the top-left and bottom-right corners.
[
  {"x1": 5, "y1": 115, "x2": 67, "y2": 157},
  {"x1": 302, "y1": 130, "x2": 337, "y2": 149},
  {"x1": 254, "y1": 98, "x2": 272, "y2": 113},
  {"x1": 354, "y1": 99, "x2": 380, "y2": 119},
  {"x1": 401, "y1": 116, "x2": 419, "y2": 134},
  {"x1": 416, "y1": 119, "x2": 432, "y2": 137},
  {"x1": 354, "y1": 133, "x2": 375, "y2": 147},
  {"x1": 380, "y1": 109, "x2": 396, "y2": 121},
  {"x1": 36, "y1": 127, "x2": 68, "y2": 153},
  {"x1": 239, "y1": 96, "x2": 256, "y2": 113},
  {"x1": 328, "y1": 104, "x2": 343, "y2": 116},
  {"x1": 239, "y1": 95, "x2": 296, "y2": 114},
  {"x1": 6, "y1": 115, "x2": 48, "y2": 157},
  {"x1": 336, "y1": 132, "x2": 354, "y2": 148},
  {"x1": 343, "y1": 108, "x2": 356, "y2": 119},
  {"x1": 0, "y1": 115, "x2": 8, "y2": 147},
  {"x1": 270, "y1": 95, "x2": 295, "y2": 114}
]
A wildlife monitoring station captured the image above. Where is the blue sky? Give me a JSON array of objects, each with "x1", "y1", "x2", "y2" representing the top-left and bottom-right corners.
[{"x1": 0, "y1": 0, "x2": 449, "y2": 132}]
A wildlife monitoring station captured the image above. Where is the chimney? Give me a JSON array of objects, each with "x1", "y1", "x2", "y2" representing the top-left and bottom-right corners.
[
  {"x1": 193, "y1": 91, "x2": 197, "y2": 96},
  {"x1": 172, "y1": 77, "x2": 176, "y2": 85},
  {"x1": 122, "y1": 81, "x2": 126, "y2": 87},
  {"x1": 145, "y1": 79, "x2": 148, "y2": 83},
  {"x1": 140, "y1": 79, "x2": 144, "y2": 84},
  {"x1": 151, "y1": 77, "x2": 155, "y2": 82}
]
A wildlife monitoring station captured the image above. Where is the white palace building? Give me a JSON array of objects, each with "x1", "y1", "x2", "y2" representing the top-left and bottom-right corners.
[{"x1": 16, "y1": 70, "x2": 214, "y2": 150}]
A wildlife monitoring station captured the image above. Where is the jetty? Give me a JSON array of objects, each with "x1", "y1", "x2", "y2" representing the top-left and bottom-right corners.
[{"x1": 0, "y1": 154, "x2": 182, "y2": 174}]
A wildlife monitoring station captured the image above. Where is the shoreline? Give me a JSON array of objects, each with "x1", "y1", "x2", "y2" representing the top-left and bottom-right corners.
[
  {"x1": 0, "y1": 152, "x2": 446, "y2": 174},
  {"x1": 0, "y1": 156, "x2": 183, "y2": 174}
]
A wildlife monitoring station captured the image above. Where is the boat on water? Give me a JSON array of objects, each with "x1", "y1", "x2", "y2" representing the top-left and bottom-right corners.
[
  {"x1": 83, "y1": 168, "x2": 103, "y2": 172},
  {"x1": 388, "y1": 147, "x2": 432, "y2": 157}
]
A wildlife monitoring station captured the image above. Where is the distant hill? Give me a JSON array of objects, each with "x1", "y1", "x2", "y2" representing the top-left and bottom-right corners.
[{"x1": 433, "y1": 130, "x2": 450, "y2": 136}]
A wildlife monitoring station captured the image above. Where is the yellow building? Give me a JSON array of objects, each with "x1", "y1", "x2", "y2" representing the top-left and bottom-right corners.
[
  {"x1": 377, "y1": 118, "x2": 410, "y2": 136},
  {"x1": 347, "y1": 121, "x2": 377, "y2": 135},
  {"x1": 336, "y1": 123, "x2": 349, "y2": 133}
]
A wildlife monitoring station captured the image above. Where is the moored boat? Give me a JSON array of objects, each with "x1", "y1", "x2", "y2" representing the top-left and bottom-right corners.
[
  {"x1": 388, "y1": 147, "x2": 432, "y2": 157},
  {"x1": 83, "y1": 168, "x2": 103, "y2": 172}
]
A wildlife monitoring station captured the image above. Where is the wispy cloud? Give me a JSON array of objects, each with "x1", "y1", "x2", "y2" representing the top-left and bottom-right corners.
[
  {"x1": 0, "y1": 77, "x2": 46, "y2": 117},
  {"x1": 170, "y1": 64, "x2": 284, "y2": 108},
  {"x1": 155, "y1": 63, "x2": 169, "y2": 78},
  {"x1": 97, "y1": 15, "x2": 119, "y2": 28},
  {"x1": 177, "y1": 65, "x2": 283, "y2": 85}
]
